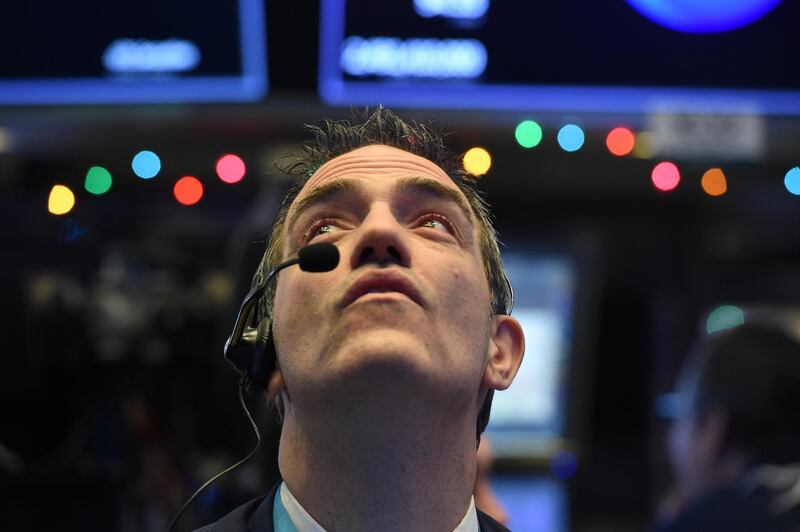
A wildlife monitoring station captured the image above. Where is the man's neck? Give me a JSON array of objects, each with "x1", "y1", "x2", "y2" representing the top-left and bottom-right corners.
[{"x1": 278, "y1": 408, "x2": 477, "y2": 532}]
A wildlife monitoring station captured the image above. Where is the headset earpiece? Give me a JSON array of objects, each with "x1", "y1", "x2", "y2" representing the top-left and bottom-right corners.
[
  {"x1": 224, "y1": 306, "x2": 277, "y2": 396},
  {"x1": 244, "y1": 318, "x2": 277, "y2": 396}
]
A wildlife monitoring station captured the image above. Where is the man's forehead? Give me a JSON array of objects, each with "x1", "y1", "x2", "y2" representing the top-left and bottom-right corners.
[{"x1": 294, "y1": 144, "x2": 460, "y2": 204}]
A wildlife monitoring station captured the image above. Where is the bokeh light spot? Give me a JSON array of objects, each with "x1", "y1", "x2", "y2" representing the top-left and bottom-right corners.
[
  {"x1": 632, "y1": 131, "x2": 657, "y2": 159},
  {"x1": 784, "y1": 167, "x2": 800, "y2": 195},
  {"x1": 174, "y1": 176, "x2": 204, "y2": 206},
  {"x1": 48, "y1": 184, "x2": 75, "y2": 215},
  {"x1": 706, "y1": 305, "x2": 745, "y2": 334},
  {"x1": 216, "y1": 154, "x2": 246, "y2": 184},
  {"x1": 550, "y1": 450, "x2": 578, "y2": 480},
  {"x1": 701, "y1": 168, "x2": 727, "y2": 197},
  {"x1": 606, "y1": 127, "x2": 636, "y2": 156},
  {"x1": 132, "y1": 150, "x2": 161, "y2": 179},
  {"x1": 515, "y1": 120, "x2": 543, "y2": 149},
  {"x1": 557, "y1": 124, "x2": 585, "y2": 152},
  {"x1": 85, "y1": 166, "x2": 113, "y2": 195},
  {"x1": 651, "y1": 161, "x2": 681, "y2": 192},
  {"x1": 463, "y1": 147, "x2": 492, "y2": 176},
  {"x1": 59, "y1": 218, "x2": 86, "y2": 243}
]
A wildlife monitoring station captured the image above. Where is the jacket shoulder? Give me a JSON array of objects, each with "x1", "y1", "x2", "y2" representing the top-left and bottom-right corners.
[
  {"x1": 193, "y1": 485, "x2": 278, "y2": 532},
  {"x1": 477, "y1": 509, "x2": 511, "y2": 532}
]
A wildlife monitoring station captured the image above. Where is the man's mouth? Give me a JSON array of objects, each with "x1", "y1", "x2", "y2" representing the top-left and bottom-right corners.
[{"x1": 341, "y1": 271, "x2": 424, "y2": 308}]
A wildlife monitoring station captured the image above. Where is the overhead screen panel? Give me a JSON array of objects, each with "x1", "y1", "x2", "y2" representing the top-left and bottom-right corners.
[
  {"x1": 319, "y1": 0, "x2": 797, "y2": 114},
  {"x1": 0, "y1": 0, "x2": 267, "y2": 104}
]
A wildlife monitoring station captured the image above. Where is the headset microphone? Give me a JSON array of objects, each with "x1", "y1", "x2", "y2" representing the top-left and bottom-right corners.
[
  {"x1": 167, "y1": 242, "x2": 339, "y2": 532},
  {"x1": 223, "y1": 242, "x2": 339, "y2": 396},
  {"x1": 297, "y1": 242, "x2": 340, "y2": 272}
]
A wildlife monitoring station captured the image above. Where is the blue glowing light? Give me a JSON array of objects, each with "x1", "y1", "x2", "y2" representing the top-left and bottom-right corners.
[
  {"x1": 626, "y1": 0, "x2": 782, "y2": 34},
  {"x1": 132, "y1": 150, "x2": 161, "y2": 179},
  {"x1": 655, "y1": 392, "x2": 692, "y2": 420},
  {"x1": 549, "y1": 451, "x2": 578, "y2": 480},
  {"x1": 557, "y1": 124, "x2": 584, "y2": 152},
  {"x1": 414, "y1": 0, "x2": 488, "y2": 19},
  {"x1": 340, "y1": 37, "x2": 487, "y2": 79},
  {"x1": 785, "y1": 167, "x2": 800, "y2": 195},
  {"x1": 103, "y1": 39, "x2": 201, "y2": 74}
]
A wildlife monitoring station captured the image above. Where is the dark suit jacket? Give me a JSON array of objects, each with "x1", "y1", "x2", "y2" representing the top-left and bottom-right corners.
[{"x1": 196, "y1": 484, "x2": 511, "y2": 532}]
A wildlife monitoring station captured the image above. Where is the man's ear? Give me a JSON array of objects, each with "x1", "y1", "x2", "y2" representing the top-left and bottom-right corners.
[
  {"x1": 482, "y1": 315, "x2": 525, "y2": 391},
  {"x1": 266, "y1": 368, "x2": 286, "y2": 402}
]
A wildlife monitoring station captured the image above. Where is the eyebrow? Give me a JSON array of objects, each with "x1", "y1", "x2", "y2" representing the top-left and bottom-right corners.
[
  {"x1": 287, "y1": 175, "x2": 474, "y2": 234},
  {"x1": 287, "y1": 178, "x2": 362, "y2": 233},
  {"x1": 394, "y1": 176, "x2": 473, "y2": 223}
]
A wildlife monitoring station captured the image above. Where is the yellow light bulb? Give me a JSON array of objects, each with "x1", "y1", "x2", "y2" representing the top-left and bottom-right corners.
[
  {"x1": 48, "y1": 184, "x2": 75, "y2": 215},
  {"x1": 463, "y1": 147, "x2": 492, "y2": 176}
]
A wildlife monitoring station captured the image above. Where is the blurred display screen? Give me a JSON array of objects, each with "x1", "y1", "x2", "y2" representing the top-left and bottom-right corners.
[
  {"x1": 319, "y1": 0, "x2": 797, "y2": 113},
  {"x1": 492, "y1": 475, "x2": 568, "y2": 532},
  {"x1": 0, "y1": 0, "x2": 266, "y2": 103},
  {"x1": 487, "y1": 251, "x2": 577, "y2": 459}
]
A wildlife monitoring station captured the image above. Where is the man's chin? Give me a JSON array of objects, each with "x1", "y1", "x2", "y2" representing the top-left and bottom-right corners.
[
  {"x1": 285, "y1": 328, "x2": 479, "y2": 431},
  {"x1": 312, "y1": 332, "x2": 458, "y2": 428},
  {"x1": 331, "y1": 328, "x2": 436, "y2": 378}
]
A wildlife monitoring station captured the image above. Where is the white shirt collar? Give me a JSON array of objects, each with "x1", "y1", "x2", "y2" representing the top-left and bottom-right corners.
[
  {"x1": 280, "y1": 481, "x2": 480, "y2": 532},
  {"x1": 454, "y1": 495, "x2": 481, "y2": 532}
]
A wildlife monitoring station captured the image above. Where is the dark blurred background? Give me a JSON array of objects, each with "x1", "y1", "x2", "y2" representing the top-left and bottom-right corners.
[{"x1": 0, "y1": 1, "x2": 797, "y2": 530}]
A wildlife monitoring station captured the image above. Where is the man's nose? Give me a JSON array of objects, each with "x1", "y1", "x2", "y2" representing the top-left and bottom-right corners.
[{"x1": 350, "y1": 204, "x2": 410, "y2": 268}]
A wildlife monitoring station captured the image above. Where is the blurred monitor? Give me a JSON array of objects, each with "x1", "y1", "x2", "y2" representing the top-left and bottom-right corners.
[
  {"x1": 319, "y1": 0, "x2": 798, "y2": 114},
  {"x1": 492, "y1": 475, "x2": 568, "y2": 532},
  {"x1": 487, "y1": 249, "x2": 579, "y2": 460},
  {"x1": 0, "y1": 0, "x2": 267, "y2": 104}
]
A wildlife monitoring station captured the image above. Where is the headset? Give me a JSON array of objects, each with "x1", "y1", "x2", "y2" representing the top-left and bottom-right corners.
[{"x1": 222, "y1": 281, "x2": 278, "y2": 398}]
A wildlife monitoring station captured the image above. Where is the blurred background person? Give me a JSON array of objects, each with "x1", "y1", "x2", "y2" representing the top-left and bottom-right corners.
[{"x1": 655, "y1": 322, "x2": 800, "y2": 532}]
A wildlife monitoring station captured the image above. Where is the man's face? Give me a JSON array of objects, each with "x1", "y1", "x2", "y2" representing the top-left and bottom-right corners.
[{"x1": 271, "y1": 145, "x2": 496, "y2": 418}]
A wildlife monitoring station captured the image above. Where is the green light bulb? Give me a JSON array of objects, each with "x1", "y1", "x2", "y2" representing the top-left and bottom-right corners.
[
  {"x1": 515, "y1": 120, "x2": 543, "y2": 149},
  {"x1": 85, "y1": 166, "x2": 112, "y2": 195}
]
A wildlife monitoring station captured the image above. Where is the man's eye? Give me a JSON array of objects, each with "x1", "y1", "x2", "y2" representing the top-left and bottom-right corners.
[
  {"x1": 418, "y1": 215, "x2": 453, "y2": 234},
  {"x1": 315, "y1": 224, "x2": 336, "y2": 235},
  {"x1": 306, "y1": 221, "x2": 342, "y2": 241}
]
